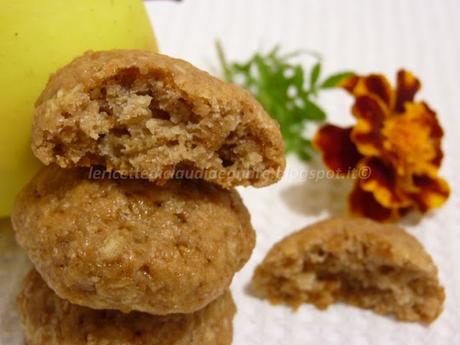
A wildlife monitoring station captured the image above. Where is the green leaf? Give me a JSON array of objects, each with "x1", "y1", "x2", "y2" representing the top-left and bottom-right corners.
[
  {"x1": 320, "y1": 71, "x2": 355, "y2": 89},
  {"x1": 216, "y1": 40, "x2": 354, "y2": 161},
  {"x1": 309, "y1": 62, "x2": 321, "y2": 92},
  {"x1": 297, "y1": 141, "x2": 314, "y2": 161},
  {"x1": 302, "y1": 98, "x2": 327, "y2": 121},
  {"x1": 292, "y1": 65, "x2": 304, "y2": 90},
  {"x1": 215, "y1": 40, "x2": 233, "y2": 82}
]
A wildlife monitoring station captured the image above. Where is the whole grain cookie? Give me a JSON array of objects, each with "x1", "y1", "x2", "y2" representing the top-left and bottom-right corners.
[
  {"x1": 251, "y1": 217, "x2": 444, "y2": 324},
  {"x1": 32, "y1": 50, "x2": 285, "y2": 188},
  {"x1": 12, "y1": 166, "x2": 255, "y2": 315},
  {"x1": 18, "y1": 269, "x2": 235, "y2": 345}
]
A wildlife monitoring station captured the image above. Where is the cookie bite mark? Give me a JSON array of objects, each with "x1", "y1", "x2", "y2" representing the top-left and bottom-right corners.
[
  {"x1": 32, "y1": 50, "x2": 285, "y2": 188},
  {"x1": 251, "y1": 217, "x2": 444, "y2": 324}
]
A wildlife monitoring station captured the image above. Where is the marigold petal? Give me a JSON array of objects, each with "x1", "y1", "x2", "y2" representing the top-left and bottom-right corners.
[
  {"x1": 418, "y1": 102, "x2": 444, "y2": 169},
  {"x1": 351, "y1": 95, "x2": 388, "y2": 156},
  {"x1": 407, "y1": 102, "x2": 443, "y2": 138},
  {"x1": 349, "y1": 183, "x2": 400, "y2": 222},
  {"x1": 411, "y1": 175, "x2": 450, "y2": 212},
  {"x1": 358, "y1": 158, "x2": 412, "y2": 209},
  {"x1": 339, "y1": 70, "x2": 449, "y2": 221},
  {"x1": 313, "y1": 125, "x2": 362, "y2": 174},
  {"x1": 432, "y1": 146, "x2": 444, "y2": 170},
  {"x1": 342, "y1": 74, "x2": 393, "y2": 107},
  {"x1": 395, "y1": 70, "x2": 421, "y2": 113},
  {"x1": 382, "y1": 102, "x2": 444, "y2": 177},
  {"x1": 340, "y1": 74, "x2": 359, "y2": 92}
]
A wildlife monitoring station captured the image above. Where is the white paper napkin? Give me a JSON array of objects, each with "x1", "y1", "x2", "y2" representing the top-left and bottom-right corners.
[{"x1": 2, "y1": 1, "x2": 459, "y2": 344}]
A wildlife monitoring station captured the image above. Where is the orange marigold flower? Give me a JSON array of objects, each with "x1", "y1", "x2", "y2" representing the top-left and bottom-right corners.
[{"x1": 314, "y1": 70, "x2": 450, "y2": 221}]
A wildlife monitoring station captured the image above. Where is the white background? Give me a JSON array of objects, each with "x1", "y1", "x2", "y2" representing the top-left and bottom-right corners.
[{"x1": 1, "y1": 1, "x2": 459, "y2": 344}]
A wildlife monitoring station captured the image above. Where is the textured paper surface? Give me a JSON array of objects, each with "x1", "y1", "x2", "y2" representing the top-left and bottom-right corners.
[{"x1": 2, "y1": 0, "x2": 460, "y2": 344}]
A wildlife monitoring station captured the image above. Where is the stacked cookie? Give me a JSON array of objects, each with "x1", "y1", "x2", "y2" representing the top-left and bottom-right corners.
[{"x1": 12, "y1": 51, "x2": 285, "y2": 345}]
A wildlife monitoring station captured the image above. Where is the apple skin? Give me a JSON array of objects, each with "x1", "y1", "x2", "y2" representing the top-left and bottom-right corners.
[{"x1": 0, "y1": 0, "x2": 158, "y2": 218}]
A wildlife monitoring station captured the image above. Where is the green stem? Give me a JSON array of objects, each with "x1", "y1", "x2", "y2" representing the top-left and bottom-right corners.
[{"x1": 215, "y1": 40, "x2": 232, "y2": 82}]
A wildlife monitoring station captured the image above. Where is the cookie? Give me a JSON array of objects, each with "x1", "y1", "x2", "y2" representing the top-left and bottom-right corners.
[
  {"x1": 18, "y1": 269, "x2": 235, "y2": 345},
  {"x1": 251, "y1": 217, "x2": 444, "y2": 323},
  {"x1": 31, "y1": 50, "x2": 285, "y2": 189},
  {"x1": 12, "y1": 166, "x2": 255, "y2": 315}
]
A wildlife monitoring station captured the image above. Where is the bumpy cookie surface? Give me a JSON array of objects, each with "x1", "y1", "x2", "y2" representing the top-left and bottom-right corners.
[
  {"x1": 18, "y1": 270, "x2": 235, "y2": 345},
  {"x1": 252, "y1": 217, "x2": 444, "y2": 324},
  {"x1": 32, "y1": 50, "x2": 285, "y2": 188},
  {"x1": 13, "y1": 166, "x2": 255, "y2": 315}
]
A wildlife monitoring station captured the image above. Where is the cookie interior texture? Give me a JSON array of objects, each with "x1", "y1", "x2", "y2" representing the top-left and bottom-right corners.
[
  {"x1": 32, "y1": 50, "x2": 285, "y2": 188},
  {"x1": 252, "y1": 217, "x2": 445, "y2": 324},
  {"x1": 18, "y1": 270, "x2": 235, "y2": 345},
  {"x1": 12, "y1": 166, "x2": 255, "y2": 315}
]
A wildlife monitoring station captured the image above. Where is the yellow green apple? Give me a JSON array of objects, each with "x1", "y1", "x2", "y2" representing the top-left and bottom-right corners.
[{"x1": 0, "y1": 0, "x2": 158, "y2": 218}]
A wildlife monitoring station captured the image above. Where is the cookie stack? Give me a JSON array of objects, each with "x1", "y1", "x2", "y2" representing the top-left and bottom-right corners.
[{"x1": 12, "y1": 51, "x2": 285, "y2": 345}]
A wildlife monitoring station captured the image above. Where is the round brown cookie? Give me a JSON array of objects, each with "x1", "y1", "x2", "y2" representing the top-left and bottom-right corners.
[
  {"x1": 12, "y1": 165, "x2": 255, "y2": 315},
  {"x1": 18, "y1": 269, "x2": 236, "y2": 345},
  {"x1": 251, "y1": 217, "x2": 445, "y2": 324},
  {"x1": 32, "y1": 50, "x2": 285, "y2": 189}
]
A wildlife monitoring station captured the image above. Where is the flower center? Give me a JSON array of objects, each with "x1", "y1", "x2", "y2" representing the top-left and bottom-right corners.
[{"x1": 382, "y1": 113, "x2": 436, "y2": 176}]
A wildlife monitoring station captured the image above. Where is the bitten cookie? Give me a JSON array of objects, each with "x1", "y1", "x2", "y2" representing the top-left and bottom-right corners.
[
  {"x1": 12, "y1": 166, "x2": 255, "y2": 315},
  {"x1": 18, "y1": 270, "x2": 236, "y2": 345},
  {"x1": 31, "y1": 50, "x2": 285, "y2": 188},
  {"x1": 251, "y1": 217, "x2": 445, "y2": 324}
]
